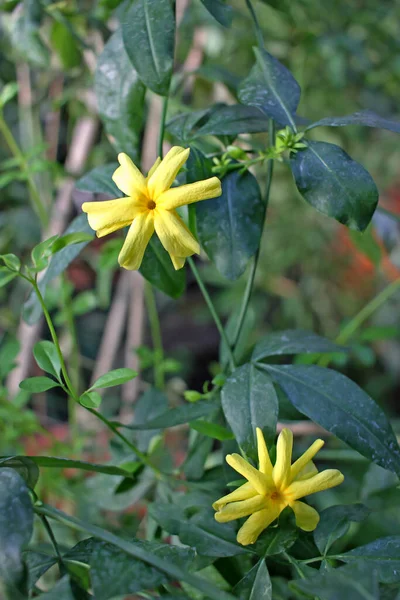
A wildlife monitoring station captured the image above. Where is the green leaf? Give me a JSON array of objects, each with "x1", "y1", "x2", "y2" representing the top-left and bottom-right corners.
[
  {"x1": 23, "y1": 214, "x2": 94, "y2": 325},
  {"x1": 291, "y1": 562, "x2": 379, "y2": 600},
  {"x1": 253, "y1": 517, "x2": 298, "y2": 557},
  {"x1": 90, "y1": 540, "x2": 195, "y2": 600},
  {"x1": 51, "y1": 232, "x2": 94, "y2": 253},
  {"x1": 0, "y1": 253, "x2": 21, "y2": 271},
  {"x1": 1, "y1": 455, "x2": 137, "y2": 478},
  {"x1": 199, "y1": 0, "x2": 233, "y2": 27},
  {"x1": 306, "y1": 110, "x2": 400, "y2": 134},
  {"x1": 121, "y1": 399, "x2": 217, "y2": 430},
  {"x1": 179, "y1": 512, "x2": 248, "y2": 557},
  {"x1": 291, "y1": 142, "x2": 379, "y2": 231},
  {"x1": 349, "y1": 226, "x2": 382, "y2": 267},
  {"x1": 252, "y1": 329, "x2": 346, "y2": 362},
  {"x1": 189, "y1": 420, "x2": 234, "y2": 441},
  {"x1": 222, "y1": 363, "x2": 278, "y2": 461},
  {"x1": 238, "y1": 47, "x2": 300, "y2": 127},
  {"x1": 314, "y1": 503, "x2": 370, "y2": 556},
  {"x1": 79, "y1": 391, "x2": 102, "y2": 409},
  {"x1": 264, "y1": 364, "x2": 400, "y2": 475},
  {"x1": 33, "y1": 576, "x2": 78, "y2": 600},
  {"x1": 19, "y1": 376, "x2": 60, "y2": 393},
  {"x1": 0, "y1": 457, "x2": 39, "y2": 489},
  {"x1": 0, "y1": 82, "x2": 18, "y2": 108},
  {"x1": 50, "y1": 21, "x2": 81, "y2": 70},
  {"x1": 338, "y1": 536, "x2": 400, "y2": 583},
  {"x1": 0, "y1": 469, "x2": 33, "y2": 595},
  {"x1": 0, "y1": 268, "x2": 18, "y2": 287},
  {"x1": 194, "y1": 105, "x2": 268, "y2": 137},
  {"x1": 122, "y1": 0, "x2": 175, "y2": 96},
  {"x1": 167, "y1": 108, "x2": 212, "y2": 142},
  {"x1": 95, "y1": 30, "x2": 145, "y2": 161},
  {"x1": 233, "y1": 559, "x2": 272, "y2": 600},
  {"x1": 31, "y1": 235, "x2": 58, "y2": 267},
  {"x1": 76, "y1": 163, "x2": 120, "y2": 197},
  {"x1": 33, "y1": 341, "x2": 62, "y2": 380},
  {"x1": 24, "y1": 550, "x2": 57, "y2": 590},
  {"x1": 89, "y1": 368, "x2": 138, "y2": 391},
  {"x1": 10, "y1": 10, "x2": 49, "y2": 68},
  {"x1": 196, "y1": 168, "x2": 264, "y2": 280},
  {"x1": 140, "y1": 236, "x2": 186, "y2": 298},
  {"x1": 130, "y1": 387, "x2": 168, "y2": 452}
]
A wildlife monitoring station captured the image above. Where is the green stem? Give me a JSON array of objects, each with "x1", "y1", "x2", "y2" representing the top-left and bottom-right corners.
[
  {"x1": 245, "y1": 0, "x2": 265, "y2": 48},
  {"x1": 0, "y1": 114, "x2": 48, "y2": 227},
  {"x1": 231, "y1": 121, "x2": 275, "y2": 351},
  {"x1": 188, "y1": 256, "x2": 236, "y2": 371},
  {"x1": 144, "y1": 282, "x2": 165, "y2": 390},
  {"x1": 61, "y1": 275, "x2": 80, "y2": 439},
  {"x1": 40, "y1": 514, "x2": 64, "y2": 564},
  {"x1": 158, "y1": 95, "x2": 169, "y2": 159},
  {"x1": 318, "y1": 277, "x2": 400, "y2": 367},
  {"x1": 34, "y1": 504, "x2": 236, "y2": 600}
]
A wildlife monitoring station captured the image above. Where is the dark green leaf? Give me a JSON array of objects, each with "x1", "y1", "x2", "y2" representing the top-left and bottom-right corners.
[
  {"x1": 183, "y1": 434, "x2": 213, "y2": 480},
  {"x1": 19, "y1": 376, "x2": 60, "y2": 393},
  {"x1": 0, "y1": 269, "x2": 18, "y2": 287},
  {"x1": 50, "y1": 21, "x2": 81, "y2": 70},
  {"x1": 91, "y1": 540, "x2": 195, "y2": 600},
  {"x1": 122, "y1": 0, "x2": 175, "y2": 96},
  {"x1": 149, "y1": 503, "x2": 183, "y2": 536},
  {"x1": 0, "y1": 457, "x2": 39, "y2": 489},
  {"x1": 140, "y1": 236, "x2": 186, "y2": 298},
  {"x1": 314, "y1": 503, "x2": 371, "y2": 555},
  {"x1": 10, "y1": 11, "x2": 49, "y2": 68},
  {"x1": 33, "y1": 341, "x2": 61, "y2": 380},
  {"x1": 131, "y1": 387, "x2": 168, "y2": 452},
  {"x1": 35, "y1": 576, "x2": 80, "y2": 600},
  {"x1": 264, "y1": 364, "x2": 400, "y2": 475},
  {"x1": 76, "y1": 163, "x2": 120, "y2": 197},
  {"x1": 238, "y1": 47, "x2": 300, "y2": 127},
  {"x1": 167, "y1": 108, "x2": 211, "y2": 142},
  {"x1": 0, "y1": 469, "x2": 33, "y2": 594},
  {"x1": 338, "y1": 536, "x2": 400, "y2": 583},
  {"x1": 1, "y1": 455, "x2": 136, "y2": 477},
  {"x1": 79, "y1": 391, "x2": 102, "y2": 409},
  {"x1": 252, "y1": 515, "x2": 298, "y2": 557},
  {"x1": 199, "y1": 0, "x2": 233, "y2": 27},
  {"x1": 95, "y1": 30, "x2": 145, "y2": 161},
  {"x1": 291, "y1": 142, "x2": 379, "y2": 231},
  {"x1": 194, "y1": 105, "x2": 268, "y2": 137},
  {"x1": 24, "y1": 550, "x2": 57, "y2": 590},
  {"x1": 306, "y1": 110, "x2": 400, "y2": 134},
  {"x1": 252, "y1": 329, "x2": 346, "y2": 362},
  {"x1": 190, "y1": 420, "x2": 234, "y2": 441},
  {"x1": 179, "y1": 512, "x2": 248, "y2": 557},
  {"x1": 196, "y1": 169, "x2": 264, "y2": 280},
  {"x1": 233, "y1": 559, "x2": 272, "y2": 600},
  {"x1": 222, "y1": 363, "x2": 278, "y2": 461},
  {"x1": 89, "y1": 368, "x2": 138, "y2": 390},
  {"x1": 121, "y1": 399, "x2": 217, "y2": 430}
]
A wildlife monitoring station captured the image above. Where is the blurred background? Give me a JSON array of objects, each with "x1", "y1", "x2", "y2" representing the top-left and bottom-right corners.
[{"x1": 0, "y1": 0, "x2": 400, "y2": 572}]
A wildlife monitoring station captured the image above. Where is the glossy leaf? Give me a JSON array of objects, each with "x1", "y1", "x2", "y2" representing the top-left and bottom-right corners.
[
  {"x1": 194, "y1": 105, "x2": 269, "y2": 137},
  {"x1": 33, "y1": 341, "x2": 61, "y2": 380},
  {"x1": 189, "y1": 420, "x2": 234, "y2": 441},
  {"x1": 140, "y1": 236, "x2": 186, "y2": 298},
  {"x1": 306, "y1": 110, "x2": 400, "y2": 133},
  {"x1": 233, "y1": 560, "x2": 272, "y2": 600},
  {"x1": 0, "y1": 253, "x2": 20, "y2": 271},
  {"x1": 131, "y1": 387, "x2": 168, "y2": 452},
  {"x1": 1, "y1": 455, "x2": 137, "y2": 477},
  {"x1": 200, "y1": 0, "x2": 233, "y2": 27},
  {"x1": 34, "y1": 576, "x2": 78, "y2": 600},
  {"x1": 179, "y1": 512, "x2": 248, "y2": 557},
  {"x1": 167, "y1": 108, "x2": 212, "y2": 142},
  {"x1": 24, "y1": 550, "x2": 57, "y2": 590},
  {"x1": 222, "y1": 363, "x2": 278, "y2": 461},
  {"x1": 264, "y1": 364, "x2": 400, "y2": 475},
  {"x1": 121, "y1": 399, "x2": 217, "y2": 430},
  {"x1": 314, "y1": 503, "x2": 370, "y2": 555},
  {"x1": 338, "y1": 536, "x2": 400, "y2": 583},
  {"x1": 0, "y1": 457, "x2": 39, "y2": 489},
  {"x1": 252, "y1": 329, "x2": 345, "y2": 362},
  {"x1": 95, "y1": 30, "x2": 145, "y2": 161},
  {"x1": 238, "y1": 47, "x2": 300, "y2": 127},
  {"x1": 0, "y1": 469, "x2": 33, "y2": 594},
  {"x1": 196, "y1": 169, "x2": 264, "y2": 280},
  {"x1": 19, "y1": 376, "x2": 60, "y2": 393},
  {"x1": 89, "y1": 368, "x2": 138, "y2": 390},
  {"x1": 291, "y1": 142, "x2": 379, "y2": 231},
  {"x1": 79, "y1": 391, "x2": 102, "y2": 409},
  {"x1": 76, "y1": 163, "x2": 120, "y2": 197},
  {"x1": 122, "y1": 0, "x2": 175, "y2": 96}
]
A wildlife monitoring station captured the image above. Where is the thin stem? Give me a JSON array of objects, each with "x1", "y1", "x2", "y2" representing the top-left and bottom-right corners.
[
  {"x1": 188, "y1": 256, "x2": 236, "y2": 371},
  {"x1": 318, "y1": 277, "x2": 400, "y2": 367},
  {"x1": 245, "y1": 0, "x2": 265, "y2": 48},
  {"x1": 0, "y1": 114, "x2": 48, "y2": 227},
  {"x1": 158, "y1": 95, "x2": 169, "y2": 159},
  {"x1": 61, "y1": 275, "x2": 80, "y2": 440},
  {"x1": 231, "y1": 120, "x2": 275, "y2": 350},
  {"x1": 40, "y1": 515, "x2": 64, "y2": 564},
  {"x1": 144, "y1": 282, "x2": 165, "y2": 390}
]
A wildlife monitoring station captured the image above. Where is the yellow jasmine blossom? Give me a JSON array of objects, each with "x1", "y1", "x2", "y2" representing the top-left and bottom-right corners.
[
  {"x1": 82, "y1": 147, "x2": 222, "y2": 270},
  {"x1": 213, "y1": 428, "x2": 344, "y2": 546}
]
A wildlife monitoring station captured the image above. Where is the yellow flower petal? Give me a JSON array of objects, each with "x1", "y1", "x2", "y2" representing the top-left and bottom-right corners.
[
  {"x1": 212, "y1": 482, "x2": 257, "y2": 511},
  {"x1": 256, "y1": 428, "x2": 273, "y2": 476},
  {"x1": 156, "y1": 177, "x2": 222, "y2": 210},
  {"x1": 82, "y1": 198, "x2": 142, "y2": 237},
  {"x1": 236, "y1": 505, "x2": 282, "y2": 545},
  {"x1": 290, "y1": 501, "x2": 320, "y2": 532},
  {"x1": 226, "y1": 454, "x2": 269, "y2": 495},
  {"x1": 290, "y1": 439, "x2": 324, "y2": 483},
  {"x1": 118, "y1": 211, "x2": 154, "y2": 270},
  {"x1": 215, "y1": 495, "x2": 266, "y2": 523},
  {"x1": 154, "y1": 209, "x2": 200, "y2": 257},
  {"x1": 146, "y1": 157, "x2": 162, "y2": 181},
  {"x1": 273, "y1": 428, "x2": 293, "y2": 491},
  {"x1": 112, "y1": 153, "x2": 147, "y2": 197},
  {"x1": 294, "y1": 460, "x2": 318, "y2": 482},
  {"x1": 170, "y1": 255, "x2": 186, "y2": 270},
  {"x1": 147, "y1": 146, "x2": 190, "y2": 198},
  {"x1": 286, "y1": 469, "x2": 344, "y2": 501}
]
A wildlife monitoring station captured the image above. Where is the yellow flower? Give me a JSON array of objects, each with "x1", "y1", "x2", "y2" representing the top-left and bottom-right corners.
[
  {"x1": 213, "y1": 428, "x2": 344, "y2": 546},
  {"x1": 82, "y1": 147, "x2": 222, "y2": 271}
]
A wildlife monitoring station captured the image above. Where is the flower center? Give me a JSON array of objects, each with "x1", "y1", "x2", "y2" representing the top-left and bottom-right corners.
[
  {"x1": 270, "y1": 490, "x2": 284, "y2": 503},
  {"x1": 147, "y1": 200, "x2": 156, "y2": 210}
]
